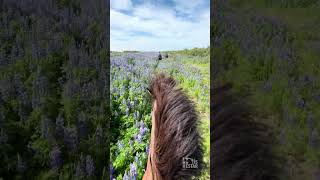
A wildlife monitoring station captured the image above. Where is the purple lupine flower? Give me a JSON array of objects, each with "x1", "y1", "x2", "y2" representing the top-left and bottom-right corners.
[
  {"x1": 123, "y1": 172, "x2": 130, "y2": 180},
  {"x1": 55, "y1": 113, "x2": 64, "y2": 139},
  {"x1": 77, "y1": 112, "x2": 88, "y2": 140},
  {"x1": 306, "y1": 112, "x2": 313, "y2": 131},
  {"x1": 95, "y1": 126, "x2": 103, "y2": 145},
  {"x1": 296, "y1": 98, "x2": 306, "y2": 109},
  {"x1": 33, "y1": 68, "x2": 49, "y2": 97},
  {"x1": 133, "y1": 111, "x2": 138, "y2": 119},
  {"x1": 75, "y1": 162, "x2": 85, "y2": 178},
  {"x1": 146, "y1": 144, "x2": 150, "y2": 155},
  {"x1": 126, "y1": 107, "x2": 130, "y2": 116},
  {"x1": 117, "y1": 141, "x2": 124, "y2": 149},
  {"x1": 262, "y1": 80, "x2": 272, "y2": 92},
  {"x1": 85, "y1": 155, "x2": 95, "y2": 177},
  {"x1": 49, "y1": 146, "x2": 63, "y2": 170},
  {"x1": 134, "y1": 154, "x2": 139, "y2": 163},
  {"x1": 136, "y1": 134, "x2": 142, "y2": 144},
  {"x1": 129, "y1": 163, "x2": 137, "y2": 180},
  {"x1": 140, "y1": 126, "x2": 147, "y2": 136},
  {"x1": 140, "y1": 121, "x2": 145, "y2": 129},
  {"x1": 302, "y1": 75, "x2": 312, "y2": 86},
  {"x1": 18, "y1": 105, "x2": 28, "y2": 121},
  {"x1": 134, "y1": 111, "x2": 140, "y2": 120},
  {"x1": 31, "y1": 42, "x2": 39, "y2": 59},
  {"x1": 63, "y1": 127, "x2": 78, "y2": 151},
  {"x1": 75, "y1": 155, "x2": 86, "y2": 178},
  {"x1": 0, "y1": 79, "x2": 14, "y2": 101},
  {"x1": 81, "y1": 82, "x2": 95, "y2": 100},
  {"x1": 57, "y1": 77, "x2": 64, "y2": 88},
  {"x1": 135, "y1": 121, "x2": 140, "y2": 128},
  {"x1": 41, "y1": 116, "x2": 49, "y2": 139},
  {"x1": 110, "y1": 163, "x2": 115, "y2": 180},
  {"x1": 31, "y1": 93, "x2": 40, "y2": 109},
  {"x1": 64, "y1": 79, "x2": 79, "y2": 98},
  {"x1": 126, "y1": 99, "x2": 131, "y2": 108},
  {"x1": 17, "y1": 154, "x2": 27, "y2": 173},
  {"x1": 309, "y1": 129, "x2": 320, "y2": 149},
  {"x1": 18, "y1": 89, "x2": 29, "y2": 107},
  {"x1": 279, "y1": 128, "x2": 286, "y2": 145}
]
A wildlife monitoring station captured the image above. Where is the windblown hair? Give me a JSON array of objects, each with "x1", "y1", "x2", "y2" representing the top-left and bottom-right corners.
[
  {"x1": 148, "y1": 73, "x2": 204, "y2": 180},
  {"x1": 211, "y1": 83, "x2": 280, "y2": 180}
]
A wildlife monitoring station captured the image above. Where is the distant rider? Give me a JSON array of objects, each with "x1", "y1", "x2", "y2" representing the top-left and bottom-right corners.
[{"x1": 158, "y1": 52, "x2": 162, "y2": 60}]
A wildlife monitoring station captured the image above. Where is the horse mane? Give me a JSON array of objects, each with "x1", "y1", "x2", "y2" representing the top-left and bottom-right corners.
[
  {"x1": 148, "y1": 73, "x2": 204, "y2": 180},
  {"x1": 211, "y1": 83, "x2": 280, "y2": 180}
]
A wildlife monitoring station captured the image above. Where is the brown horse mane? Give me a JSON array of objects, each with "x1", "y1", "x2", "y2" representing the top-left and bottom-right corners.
[
  {"x1": 211, "y1": 82, "x2": 280, "y2": 180},
  {"x1": 148, "y1": 73, "x2": 204, "y2": 180}
]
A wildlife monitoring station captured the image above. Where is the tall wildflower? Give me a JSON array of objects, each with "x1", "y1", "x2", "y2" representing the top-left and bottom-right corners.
[
  {"x1": 85, "y1": 155, "x2": 95, "y2": 177},
  {"x1": 49, "y1": 146, "x2": 63, "y2": 170},
  {"x1": 63, "y1": 127, "x2": 78, "y2": 151},
  {"x1": 55, "y1": 113, "x2": 64, "y2": 139},
  {"x1": 95, "y1": 126, "x2": 103, "y2": 145}
]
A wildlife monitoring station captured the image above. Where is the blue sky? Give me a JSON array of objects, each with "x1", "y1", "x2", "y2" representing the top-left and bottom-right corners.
[{"x1": 111, "y1": 0, "x2": 210, "y2": 51}]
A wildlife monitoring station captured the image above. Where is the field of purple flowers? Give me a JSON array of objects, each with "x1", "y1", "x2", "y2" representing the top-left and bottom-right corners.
[
  {"x1": 0, "y1": 1, "x2": 109, "y2": 179},
  {"x1": 213, "y1": 1, "x2": 320, "y2": 179},
  {"x1": 110, "y1": 51, "x2": 210, "y2": 180}
]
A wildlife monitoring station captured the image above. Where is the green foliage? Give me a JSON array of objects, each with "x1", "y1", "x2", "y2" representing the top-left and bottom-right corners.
[{"x1": 166, "y1": 47, "x2": 210, "y2": 57}]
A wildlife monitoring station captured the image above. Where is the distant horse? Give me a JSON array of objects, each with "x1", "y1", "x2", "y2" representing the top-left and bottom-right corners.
[
  {"x1": 143, "y1": 73, "x2": 204, "y2": 180},
  {"x1": 211, "y1": 83, "x2": 281, "y2": 180},
  {"x1": 158, "y1": 52, "x2": 162, "y2": 61}
]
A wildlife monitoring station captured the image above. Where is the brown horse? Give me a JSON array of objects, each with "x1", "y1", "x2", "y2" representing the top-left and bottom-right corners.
[{"x1": 143, "y1": 73, "x2": 204, "y2": 180}]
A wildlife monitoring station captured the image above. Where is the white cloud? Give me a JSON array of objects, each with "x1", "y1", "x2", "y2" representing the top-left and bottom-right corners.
[
  {"x1": 111, "y1": 0, "x2": 132, "y2": 11},
  {"x1": 110, "y1": 1, "x2": 210, "y2": 51}
]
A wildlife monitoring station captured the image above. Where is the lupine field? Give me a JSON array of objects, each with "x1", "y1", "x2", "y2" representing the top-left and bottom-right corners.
[
  {"x1": 213, "y1": 1, "x2": 320, "y2": 179},
  {"x1": 0, "y1": 0, "x2": 109, "y2": 179},
  {"x1": 110, "y1": 49, "x2": 210, "y2": 180}
]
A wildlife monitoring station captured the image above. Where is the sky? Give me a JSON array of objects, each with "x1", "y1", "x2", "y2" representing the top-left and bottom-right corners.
[{"x1": 110, "y1": 0, "x2": 210, "y2": 51}]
